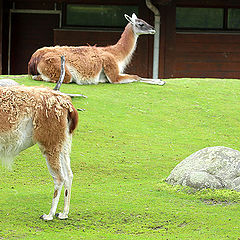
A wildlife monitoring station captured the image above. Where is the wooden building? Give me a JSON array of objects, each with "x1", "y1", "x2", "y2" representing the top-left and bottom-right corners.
[{"x1": 1, "y1": 0, "x2": 240, "y2": 79}]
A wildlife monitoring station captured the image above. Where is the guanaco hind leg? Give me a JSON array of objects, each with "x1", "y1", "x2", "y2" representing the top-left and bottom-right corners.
[
  {"x1": 40, "y1": 164, "x2": 64, "y2": 221},
  {"x1": 57, "y1": 154, "x2": 73, "y2": 220},
  {"x1": 40, "y1": 135, "x2": 73, "y2": 221}
]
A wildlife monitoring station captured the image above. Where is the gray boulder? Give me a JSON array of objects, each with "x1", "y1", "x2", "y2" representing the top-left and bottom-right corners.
[
  {"x1": 166, "y1": 146, "x2": 240, "y2": 191},
  {"x1": 0, "y1": 79, "x2": 19, "y2": 87}
]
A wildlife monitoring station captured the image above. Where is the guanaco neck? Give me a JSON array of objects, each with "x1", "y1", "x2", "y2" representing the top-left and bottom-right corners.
[{"x1": 106, "y1": 23, "x2": 138, "y2": 64}]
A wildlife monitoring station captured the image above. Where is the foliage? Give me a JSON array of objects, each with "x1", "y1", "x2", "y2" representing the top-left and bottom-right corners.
[{"x1": 0, "y1": 76, "x2": 240, "y2": 239}]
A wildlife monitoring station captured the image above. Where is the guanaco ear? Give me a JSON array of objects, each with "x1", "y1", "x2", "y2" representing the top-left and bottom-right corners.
[
  {"x1": 131, "y1": 13, "x2": 138, "y2": 22},
  {"x1": 124, "y1": 14, "x2": 134, "y2": 24}
]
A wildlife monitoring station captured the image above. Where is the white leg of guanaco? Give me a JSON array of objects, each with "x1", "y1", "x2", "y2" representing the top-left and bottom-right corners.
[
  {"x1": 139, "y1": 78, "x2": 166, "y2": 85},
  {"x1": 56, "y1": 135, "x2": 73, "y2": 220},
  {"x1": 40, "y1": 167, "x2": 64, "y2": 221},
  {"x1": 57, "y1": 163, "x2": 73, "y2": 220}
]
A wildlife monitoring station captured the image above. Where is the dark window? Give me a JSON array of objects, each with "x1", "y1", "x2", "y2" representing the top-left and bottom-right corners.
[
  {"x1": 66, "y1": 4, "x2": 138, "y2": 28},
  {"x1": 228, "y1": 8, "x2": 240, "y2": 29},
  {"x1": 176, "y1": 7, "x2": 224, "y2": 29}
]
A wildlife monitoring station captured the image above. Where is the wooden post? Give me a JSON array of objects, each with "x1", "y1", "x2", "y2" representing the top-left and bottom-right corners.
[
  {"x1": 54, "y1": 56, "x2": 87, "y2": 98},
  {"x1": 53, "y1": 55, "x2": 65, "y2": 91}
]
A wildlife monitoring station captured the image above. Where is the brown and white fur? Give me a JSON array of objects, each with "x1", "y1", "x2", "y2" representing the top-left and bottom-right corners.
[
  {"x1": 0, "y1": 85, "x2": 78, "y2": 220},
  {"x1": 28, "y1": 13, "x2": 156, "y2": 85}
]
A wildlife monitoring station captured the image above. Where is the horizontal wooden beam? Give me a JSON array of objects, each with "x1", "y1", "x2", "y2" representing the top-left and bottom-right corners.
[
  {"x1": 176, "y1": 0, "x2": 240, "y2": 7},
  {"x1": 153, "y1": 0, "x2": 172, "y2": 6}
]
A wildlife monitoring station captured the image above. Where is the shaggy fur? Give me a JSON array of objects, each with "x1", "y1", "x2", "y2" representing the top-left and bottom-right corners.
[
  {"x1": 28, "y1": 14, "x2": 155, "y2": 85},
  {"x1": 0, "y1": 86, "x2": 78, "y2": 220}
]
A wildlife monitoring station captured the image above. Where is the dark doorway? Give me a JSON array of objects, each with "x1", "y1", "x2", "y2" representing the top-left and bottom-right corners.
[{"x1": 10, "y1": 11, "x2": 60, "y2": 74}]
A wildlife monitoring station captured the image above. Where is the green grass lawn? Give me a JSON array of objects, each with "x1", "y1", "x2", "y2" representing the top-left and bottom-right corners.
[{"x1": 1, "y1": 76, "x2": 240, "y2": 239}]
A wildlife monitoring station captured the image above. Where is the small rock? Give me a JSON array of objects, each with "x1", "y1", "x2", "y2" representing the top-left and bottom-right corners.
[{"x1": 0, "y1": 79, "x2": 19, "y2": 87}]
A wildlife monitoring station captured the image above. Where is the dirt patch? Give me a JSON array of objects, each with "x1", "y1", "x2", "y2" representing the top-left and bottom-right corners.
[{"x1": 201, "y1": 199, "x2": 237, "y2": 206}]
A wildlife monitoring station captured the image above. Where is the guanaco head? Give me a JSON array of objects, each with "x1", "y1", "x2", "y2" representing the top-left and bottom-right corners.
[{"x1": 124, "y1": 13, "x2": 156, "y2": 36}]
